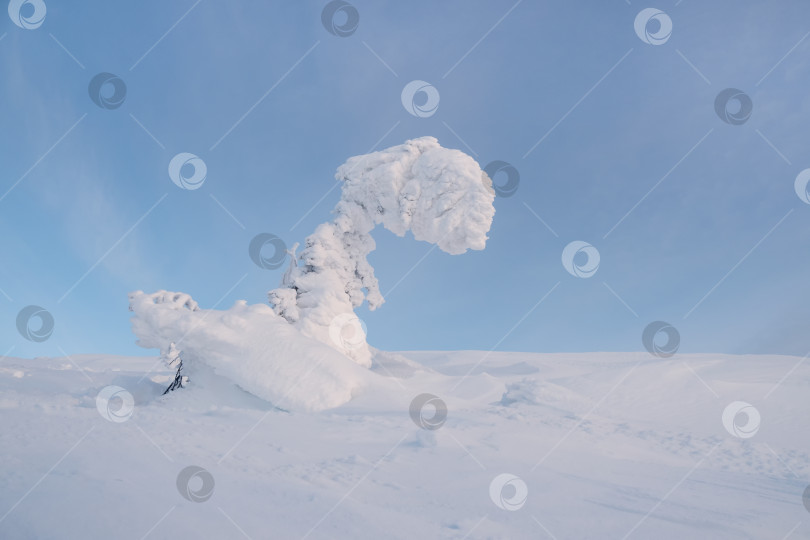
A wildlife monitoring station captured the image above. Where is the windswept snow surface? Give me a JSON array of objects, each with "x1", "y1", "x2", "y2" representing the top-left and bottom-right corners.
[{"x1": 0, "y1": 350, "x2": 808, "y2": 539}]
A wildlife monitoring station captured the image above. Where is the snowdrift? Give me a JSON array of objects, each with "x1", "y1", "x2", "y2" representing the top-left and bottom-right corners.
[{"x1": 128, "y1": 291, "x2": 373, "y2": 411}]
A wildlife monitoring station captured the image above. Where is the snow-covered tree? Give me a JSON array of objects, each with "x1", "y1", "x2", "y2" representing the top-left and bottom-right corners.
[
  {"x1": 269, "y1": 136, "x2": 496, "y2": 367},
  {"x1": 127, "y1": 137, "x2": 497, "y2": 410},
  {"x1": 161, "y1": 342, "x2": 187, "y2": 394}
]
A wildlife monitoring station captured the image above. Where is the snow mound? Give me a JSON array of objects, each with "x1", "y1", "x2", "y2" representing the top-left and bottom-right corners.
[
  {"x1": 128, "y1": 290, "x2": 372, "y2": 412},
  {"x1": 499, "y1": 377, "x2": 593, "y2": 412}
]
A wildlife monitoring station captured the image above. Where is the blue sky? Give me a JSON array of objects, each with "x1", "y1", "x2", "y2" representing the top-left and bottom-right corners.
[{"x1": 2, "y1": 0, "x2": 810, "y2": 359}]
